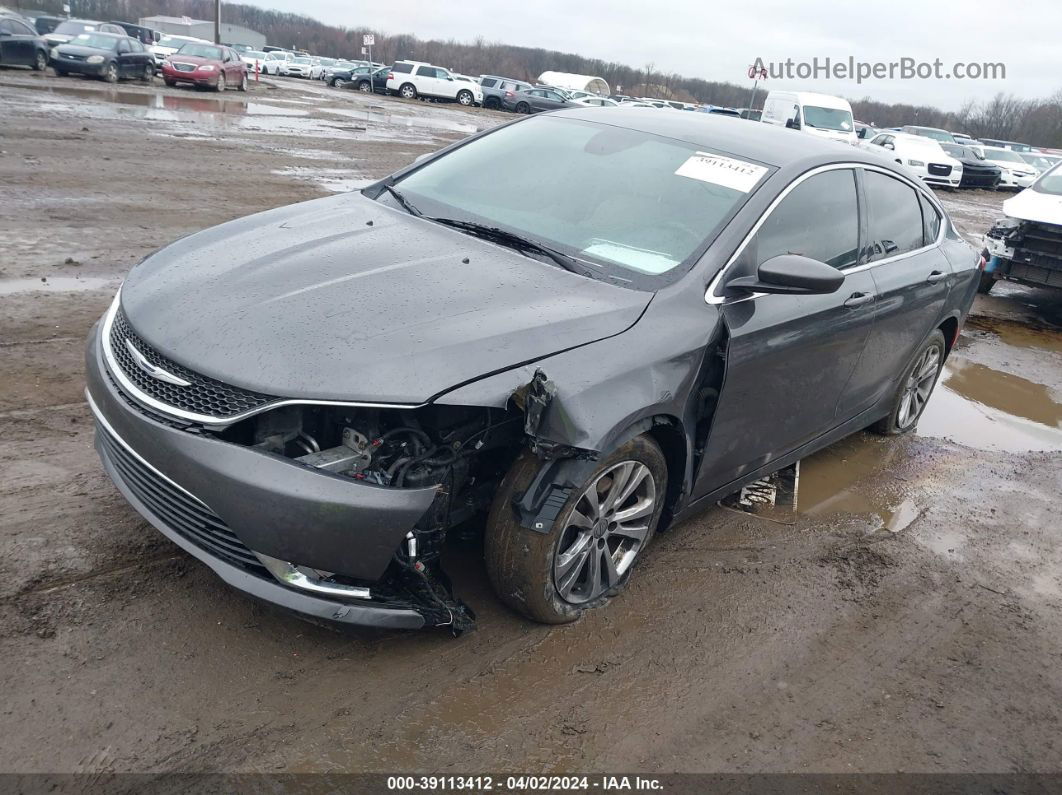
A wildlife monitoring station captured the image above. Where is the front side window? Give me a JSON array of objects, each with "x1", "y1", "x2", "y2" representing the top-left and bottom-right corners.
[
  {"x1": 747, "y1": 169, "x2": 859, "y2": 270},
  {"x1": 863, "y1": 171, "x2": 925, "y2": 260},
  {"x1": 390, "y1": 115, "x2": 767, "y2": 282}
]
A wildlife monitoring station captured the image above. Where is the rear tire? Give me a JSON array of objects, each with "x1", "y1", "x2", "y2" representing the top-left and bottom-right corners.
[
  {"x1": 399, "y1": 82, "x2": 417, "y2": 99},
  {"x1": 457, "y1": 89, "x2": 474, "y2": 106},
  {"x1": 485, "y1": 435, "x2": 667, "y2": 624},
  {"x1": 484, "y1": 96, "x2": 500, "y2": 110},
  {"x1": 34, "y1": 50, "x2": 47, "y2": 71},
  {"x1": 237, "y1": 73, "x2": 247, "y2": 92},
  {"x1": 140, "y1": 63, "x2": 153, "y2": 82},
  {"x1": 870, "y1": 330, "x2": 946, "y2": 436}
]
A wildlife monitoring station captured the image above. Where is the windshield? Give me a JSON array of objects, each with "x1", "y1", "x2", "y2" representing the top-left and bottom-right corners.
[
  {"x1": 1033, "y1": 164, "x2": 1062, "y2": 195},
  {"x1": 986, "y1": 148, "x2": 1025, "y2": 163},
  {"x1": 803, "y1": 106, "x2": 853, "y2": 131},
  {"x1": 939, "y1": 143, "x2": 963, "y2": 157},
  {"x1": 910, "y1": 127, "x2": 953, "y2": 142},
  {"x1": 72, "y1": 33, "x2": 118, "y2": 50},
  {"x1": 177, "y1": 43, "x2": 223, "y2": 59},
  {"x1": 389, "y1": 116, "x2": 766, "y2": 281},
  {"x1": 292, "y1": 57, "x2": 310, "y2": 64},
  {"x1": 55, "y1": 21, "x2": 96, "y2": 35},
  {"x1": 157, "y1": 36, "x2": 192, "y2": 48}
]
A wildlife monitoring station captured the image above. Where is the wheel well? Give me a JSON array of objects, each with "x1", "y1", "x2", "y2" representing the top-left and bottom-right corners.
[
  {"x1": 643, "y1": 419, "x2": 687, "y2": 530},
  {"x1": 938, "y1": 316, "x2": 959, "y2": 356}
]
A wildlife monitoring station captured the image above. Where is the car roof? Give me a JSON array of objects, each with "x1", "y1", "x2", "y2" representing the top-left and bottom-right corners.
[{"x1": 553, "y1": 106, "x2": 883, "y2": 169}]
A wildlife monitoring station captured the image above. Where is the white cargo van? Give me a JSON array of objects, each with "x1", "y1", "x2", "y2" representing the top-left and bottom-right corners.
[{"x1": 761, "y1": 91, "x2": 857, "y2": 145}]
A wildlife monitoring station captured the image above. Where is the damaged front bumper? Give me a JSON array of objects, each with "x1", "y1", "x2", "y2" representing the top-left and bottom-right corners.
[{"x1": 85, "y1": 326, "x2": 460, "y2": 630}]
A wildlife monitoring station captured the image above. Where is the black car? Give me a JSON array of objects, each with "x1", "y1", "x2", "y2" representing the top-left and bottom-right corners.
[
  {"x1": 0, "y1": 15, "x2": 48, "y2": 71},
  {"x1": 331, "y1": 64, "x2": 388, "y2": 92},
  {"x1": 86, "y1": 109, "x2": 980, "y2": 633},
  {"x1": 939, "y1": 143, "x2": 1002, "y2": 189},
  {"x1": 503, "y1": 86, "x2": 578, "y2": 113},
  {"x1": 52, "y1": 31, "x2": 154, "y2": 82}
]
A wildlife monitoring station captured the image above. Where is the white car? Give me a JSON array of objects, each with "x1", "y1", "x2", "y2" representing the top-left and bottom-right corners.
[
  {"x1": 386, "y1": 61, "x2": 484, "y2": 106},
  {"x1": 571, "y1": 96, "x2": 619, "y2": 107},
  {"x1": 280, "y1": 56, "x2": 313, "y2": 78},
  {"x1": 261, "y1": 51, "x2": 292, "y2": 75},
  {"x1": 861, "y1": 132, "x2": 964, "y2": 188},
  {"x1": 150, "y1": 34, "x2": 209, "y2": 70},
  {"x1": 310, "y1": 58, "x2": 336, "y2": 80},
  {"x1": 980, "y1": 146, "x2": 1040, "y2": 189},
  {"x1": 239, "y1": 49, "x2": 269, "y2": 76}
]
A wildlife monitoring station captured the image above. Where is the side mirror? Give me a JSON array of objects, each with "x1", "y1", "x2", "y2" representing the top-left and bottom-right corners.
[
  {"x1": 726, "y1": 254, "x2": 844, "y2": 295},
  {"x1": 883, "y1": 142, "x2": 895, "y2": 150},
  {"x1": 786, "y1": 118, "x2": 801, "y2": 130}
]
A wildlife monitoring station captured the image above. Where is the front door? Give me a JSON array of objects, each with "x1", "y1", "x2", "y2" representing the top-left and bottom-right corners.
[{"x1": 693, "y1": 167, "x2": 879, "y2": 497}]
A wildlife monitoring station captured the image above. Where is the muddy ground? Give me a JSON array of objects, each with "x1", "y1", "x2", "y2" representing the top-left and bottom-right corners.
[{"x1": 1, "y1": 69, "x2": 1061, "y2": 775}]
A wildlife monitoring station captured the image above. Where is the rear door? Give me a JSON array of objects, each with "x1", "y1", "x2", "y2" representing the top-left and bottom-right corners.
[
  {"x1": 693, "y1": 167, "x2": 879, "y2": 497},
  {"x1": 414, "y1": 64, "x2": 440, "y2": 96},
  {"x1": 0, "y1": 18, "x2": 37, "y2": 65},
  {"x1": 853, "y1": 170, "x2": 952, "y2": 407}
]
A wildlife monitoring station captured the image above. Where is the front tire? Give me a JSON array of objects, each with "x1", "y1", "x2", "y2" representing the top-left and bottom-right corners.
[
  {"x1": 515, "y1": 101, "x2": 531, "y2": 114},
  {"x1": 215, "y1": 72, "x2": 226, "y2": 92},
  {"x1": 870, "y1": 330, "x2": 946, "y2": 435},
  {"x1": 485, "y1": 435, "x2": 667, "y2": 624},
  {"x1": 457, "y1": 89, "x2": 474, "y2": 106},
  {"x1": 102, "y1": 62, "x2": 118, "y2": 83},
  {"x1": 357, "y1": 79, "x2": 371, "y2": 92}
]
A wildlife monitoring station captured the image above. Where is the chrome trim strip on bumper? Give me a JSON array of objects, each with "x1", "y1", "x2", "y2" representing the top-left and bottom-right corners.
[
  {"x1": 253, "y1": 553, "x2": 372, "y2": 600},
  {"x1": 87, "y1": 386, "x2": 375, "y2": 603},
  {"x1": 100, "y1": 288, "x2": 422, "y2": 428}
]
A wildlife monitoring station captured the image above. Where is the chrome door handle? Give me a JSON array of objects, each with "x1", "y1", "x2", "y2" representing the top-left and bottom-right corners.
[
  {"x1": 926, "y1": 271, "x2": 947, "y2": 284},
  {"x1": 843, "y1": 292, "x2": 875, "y2": 308}
]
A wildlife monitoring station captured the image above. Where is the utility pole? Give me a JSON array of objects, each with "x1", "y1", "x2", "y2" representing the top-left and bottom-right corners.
[{"x1": 214, "y1": 0, "x2": 221, "y2": 44}]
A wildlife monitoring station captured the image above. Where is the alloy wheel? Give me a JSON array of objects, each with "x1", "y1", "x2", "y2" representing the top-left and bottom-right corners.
[
  {"x1": 358, "y1": 81, "x2": 371, "y2": 92},
  {"x1": 216, "y1": 73, "x2": 225, "y2": 92},
  {"x1": 35, "y1": 51, "x2": 47, "y2": 71},
  {"x1": 458, "y1": 91, "x2": 472, "y2": 105},
  {"x1": 897, "y1": 346, "x2": 941, "y2": 429},
  {"x1": 553, "y1": 461, "x2": 656, "y2": 604}
]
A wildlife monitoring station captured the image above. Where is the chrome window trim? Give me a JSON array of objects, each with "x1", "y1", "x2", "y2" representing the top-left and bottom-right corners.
[
  {"x1": 705, "y1": 162, "x2": 946, "y2": 305},
  {"x1": 100, "y1": 288, "x2": 422, "y2": 428}
]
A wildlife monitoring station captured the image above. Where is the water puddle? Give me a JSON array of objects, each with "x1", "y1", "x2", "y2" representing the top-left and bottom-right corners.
[
  {"x1": 26, "y1": 84, "x2": 307, "y2": 117},
  {"x1": 965, "y1": 316, "x2": 1062, "y2": 354},
  {"x1": 323, "y1": 106, "x2": 481, "y2": 135},
  {"x1": 272, "y1": 167, "x2": 371, "y2": 193},
  {"x1": 0, "y1": 276, "x2": 118, "y2": 296},
  {"x1": 917, "y1": 359, "x2": 1062, "y2": 452}
]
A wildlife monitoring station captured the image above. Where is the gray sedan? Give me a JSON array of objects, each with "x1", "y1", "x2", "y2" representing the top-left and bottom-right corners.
[
  {"x1": 502, "y1": 86, "x2": 578, "y2": 113},
  {"x1": 86, "y1": 109, "x2": 980, "y2": 633}
]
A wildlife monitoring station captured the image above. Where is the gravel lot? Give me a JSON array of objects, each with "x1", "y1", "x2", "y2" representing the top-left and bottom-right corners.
[{"x1": 2, "y1": 69, "x2": 1061, "y2": 775}]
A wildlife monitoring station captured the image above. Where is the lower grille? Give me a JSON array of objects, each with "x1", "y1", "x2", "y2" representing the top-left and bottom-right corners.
[
  {"x1": 97, "y1": 420, "x2": 268, "y2": 577},
  {"x1": 928, "y1": 163, "x2": 952, "y2": 176}
]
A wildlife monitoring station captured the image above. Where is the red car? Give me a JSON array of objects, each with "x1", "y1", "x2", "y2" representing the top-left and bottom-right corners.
[{"x1": 161, "y1": 42, "x2": 247, "y2": 91}]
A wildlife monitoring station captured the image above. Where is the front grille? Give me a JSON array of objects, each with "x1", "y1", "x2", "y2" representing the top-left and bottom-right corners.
[
  {"x1": 108, "y1": 308, "x2": 277, "y2": 420},
  {"x1": 1017, "y1": 222, "x2": 1062, "y2": 269},
  {"x1": 97, "y1": 420, "x2": 268, "y2": 577},
  {"x1": 928, "y1": 163, "x2": 952, "y2": 176},
  {"x1": 172, "y1": 62, "x2": 196, "y2": 72},
  {"x1": 63, "y1": 53, "x2": 87, "y2": 61}
]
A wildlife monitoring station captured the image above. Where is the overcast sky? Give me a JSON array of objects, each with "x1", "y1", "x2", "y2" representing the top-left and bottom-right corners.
[{"x1": 257, "y1": 0, "x2": 1060, "y2": 108}]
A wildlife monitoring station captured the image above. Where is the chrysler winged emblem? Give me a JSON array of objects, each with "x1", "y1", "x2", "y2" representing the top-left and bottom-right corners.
[{"x1": 124, "y1": 339, "x2": 192, "y2": 387}]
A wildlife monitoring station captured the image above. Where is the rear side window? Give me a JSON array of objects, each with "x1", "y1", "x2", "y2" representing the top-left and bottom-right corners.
[
  {"x1": 480, "y1": 77, "x2": 497, "y2": 88},
  {"x1": 748, "y1": 169, "x2": 859, "y2": 270},
  {"x1": 392, "y1": 62, "x2": 412, "y2": 74},
  {"x1": 863, "y1": 171, "x2": 925, "y2": 260},
  {"x1": 919, "y1": 193, "x2": 942, "y2": 245}
]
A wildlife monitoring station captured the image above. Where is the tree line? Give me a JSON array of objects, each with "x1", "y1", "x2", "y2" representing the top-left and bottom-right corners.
[{"x1": 40, "y1": 0, "x2": 1062, "y2": 147}]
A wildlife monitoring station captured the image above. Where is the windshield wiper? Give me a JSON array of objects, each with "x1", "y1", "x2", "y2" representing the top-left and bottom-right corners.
[
  {"x1": 429, "y1": 218, "x2": 580, "y2": 273},
  {"x1": 382, "y1": 184, "x2": 422, "y2": 217}
]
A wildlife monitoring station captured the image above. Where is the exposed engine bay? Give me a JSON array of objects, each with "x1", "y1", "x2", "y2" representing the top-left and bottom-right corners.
[{"x1": 216, "y1": 402, "x2": 526, "y2": 631}]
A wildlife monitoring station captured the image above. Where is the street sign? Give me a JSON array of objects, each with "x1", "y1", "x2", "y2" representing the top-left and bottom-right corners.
[
  {"x1": 363, "y1": 34, "x2": 375, "y2": 47},
  {"x1": 361, "y1": 47, "x2": 367, "y2": 54}
]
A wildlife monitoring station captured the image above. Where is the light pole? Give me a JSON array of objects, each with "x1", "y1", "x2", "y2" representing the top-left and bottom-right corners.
[
  {"x1": 747, "y1": 64, "x2": 767, "y2": 112},
  {"x1": 214, "y1": 0, "x2": 221, "y2": 44}
]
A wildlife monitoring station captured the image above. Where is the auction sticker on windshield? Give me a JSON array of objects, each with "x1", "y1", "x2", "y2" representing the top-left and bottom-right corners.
[{"x1": 675, "y1": 152, "x2": 768, "y2": 192}]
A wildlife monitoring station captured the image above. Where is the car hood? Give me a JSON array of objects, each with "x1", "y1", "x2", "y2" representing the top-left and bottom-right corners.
[
  {"x1": 166, "y1": 54, "x2": 216, "y2": 65},
  {"x1": 1002, "y1": 188, "x2": 1062, "y2": 226},
  {"x1": 120, "y1": 192, "x2": 652, "y2": 405},
  {"x1": 57, "y1": 43, "x2": 112, "y2": 56}
]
